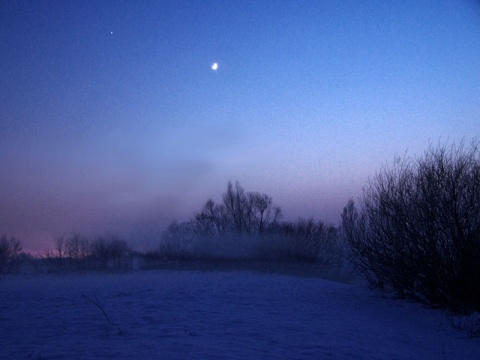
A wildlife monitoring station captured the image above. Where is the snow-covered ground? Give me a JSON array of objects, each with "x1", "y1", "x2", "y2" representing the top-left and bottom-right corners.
[{"x1": 0, "y1": 269, "x2": 478, "y2": 359}]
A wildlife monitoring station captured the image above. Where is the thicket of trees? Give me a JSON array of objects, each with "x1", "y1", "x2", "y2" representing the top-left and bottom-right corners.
[
  {"x1": 158, "y1": 181, "x2": 344, "y2": 269},
  {"x1": 341, "y1": 141, "x2": 480, "y2": 312}
]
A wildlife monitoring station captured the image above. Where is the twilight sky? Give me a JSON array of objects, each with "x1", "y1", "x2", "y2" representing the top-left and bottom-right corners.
[{"x1": 1, "y1": 1, "x2": 480, "y2": 252}]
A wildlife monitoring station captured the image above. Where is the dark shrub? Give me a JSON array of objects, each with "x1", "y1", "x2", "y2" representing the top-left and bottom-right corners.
[{"x1": 342, "y1": 140, "x2": 480, "y2": 311}]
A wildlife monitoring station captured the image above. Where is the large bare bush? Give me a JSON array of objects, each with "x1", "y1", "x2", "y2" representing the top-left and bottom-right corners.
[{"x1": 342, "y1": 141, "x2": 480, "y2": 311}]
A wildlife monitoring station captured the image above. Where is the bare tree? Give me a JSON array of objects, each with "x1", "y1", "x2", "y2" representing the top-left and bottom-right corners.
[
  {"x1": 0, "y1": 235, "x2": 22, "y2": 275},
  {"x1": 248, "y1": 192, "x2": 281, "y2": 233},
  {"x1": 65, "y1": 233, "x2": 90, "y2": 269},
  {"x1": 66, "y1": 233, "x2": 81, "y2": 260},
  {"x1": 194, "y1": 199, "x2": 227, "y2": 238},
  {"x1": 192, "y1": 182, "x2": 282, "y2": 238},
  {"x1": 54, "y1": 235, "x2": 65, "y2": 259},
  {"x1": 223, "y1": 181, "x2": 250, "y2": 233},
  {"x1": 221, "y1": 182, "x2": 281, "y2": 234}
]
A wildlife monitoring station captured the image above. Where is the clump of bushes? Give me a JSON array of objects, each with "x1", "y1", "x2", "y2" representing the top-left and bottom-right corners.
[{"x1": 342, "y1": 140, "x2": 480, "y2": 312}]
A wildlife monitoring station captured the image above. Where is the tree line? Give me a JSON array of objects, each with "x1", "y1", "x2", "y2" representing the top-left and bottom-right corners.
[
  {"x1": 43, "y1": 233, "x2": 133, "y2": 271},
  {"x1": 0, "y1": 234, "x2": 134, "y2": 273}
]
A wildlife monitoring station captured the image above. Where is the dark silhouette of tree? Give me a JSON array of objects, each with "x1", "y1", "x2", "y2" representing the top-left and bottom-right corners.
[
  {"x1": 221, "y1": 181, "x2": 282, "y2": 234},
  {"x1": 65, "y1": 233, "x2": 90, "y2": 269},
  {"x1": 0, "y1": 235, "x2": 22, "y2": 275},
  {"x1": 193, "y1": 182, "x2": 282, "y2": 238},
  {"x1": 54, "y1": 235, "x2": 65, "y2": 259},
  {"x1": 222, "y1": 181, "x2": 251, "y2": 234},
  {"x1": 194, "y1": 199, "x2": 227, "y2": 238},
  {"x1": 248, "y1": 192, "x2": 281, "y2": 233}
]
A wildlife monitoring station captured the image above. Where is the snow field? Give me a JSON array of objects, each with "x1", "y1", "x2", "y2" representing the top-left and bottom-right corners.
[{"x1": 0, "y1": 270, "x2": 478, "y2": 359}]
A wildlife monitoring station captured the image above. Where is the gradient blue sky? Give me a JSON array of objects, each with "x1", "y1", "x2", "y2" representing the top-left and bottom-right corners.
[{"x1": 1, "y1": 0, "x2": 479, "y2": 252}]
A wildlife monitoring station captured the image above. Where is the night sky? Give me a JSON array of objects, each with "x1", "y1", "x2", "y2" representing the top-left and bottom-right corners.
[{"x1": 1, "y1": 1, "x2": 479, "y2": 252}]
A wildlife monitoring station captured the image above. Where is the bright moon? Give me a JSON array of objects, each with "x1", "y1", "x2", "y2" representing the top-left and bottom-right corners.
[{"x1": 211, "y1": 62, "x2": 218, "y2": 70}]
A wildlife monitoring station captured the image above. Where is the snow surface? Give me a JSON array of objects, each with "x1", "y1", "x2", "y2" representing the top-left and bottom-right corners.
[{"x1": 0, "y1": 269, "x2": 478, "y2": 359}]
